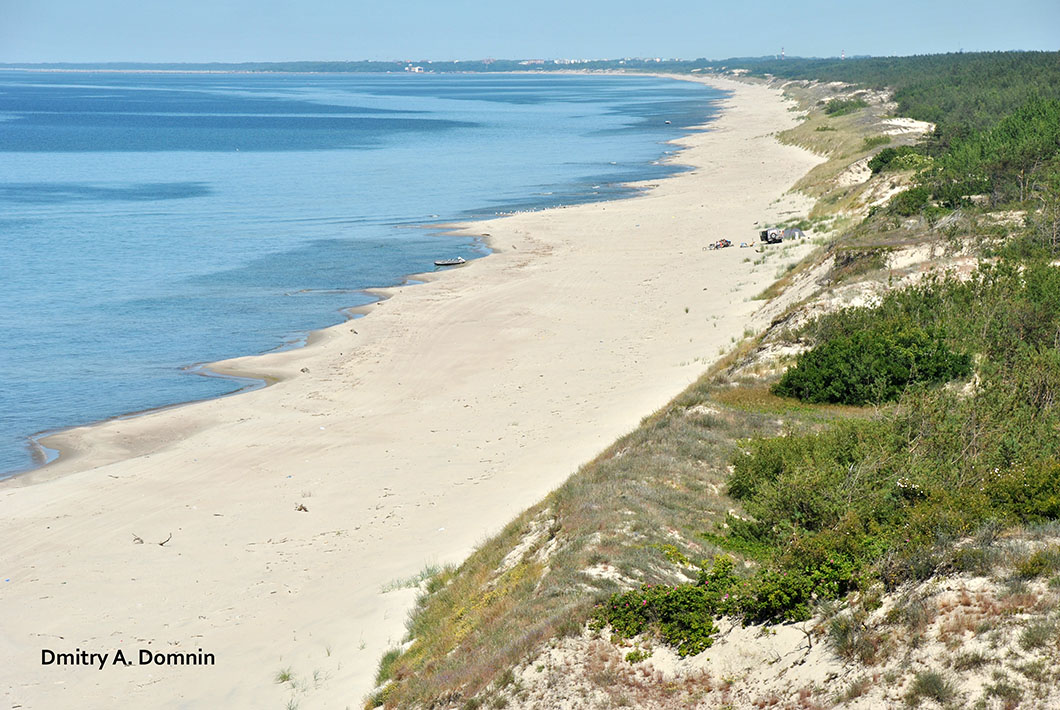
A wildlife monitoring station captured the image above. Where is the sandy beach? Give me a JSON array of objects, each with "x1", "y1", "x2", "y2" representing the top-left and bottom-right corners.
[{"x1": 0, "y1": 76, "x2": 822, "y2": 709}]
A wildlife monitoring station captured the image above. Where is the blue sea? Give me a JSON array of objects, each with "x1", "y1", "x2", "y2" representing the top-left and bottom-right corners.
[{"x1": 0, "y1": 71, "x2": 724, "y2": 477}]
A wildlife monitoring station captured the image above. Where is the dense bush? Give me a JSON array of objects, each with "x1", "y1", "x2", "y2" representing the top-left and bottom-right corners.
[
  {"x1": 824, "y1": 98, "x2": 869, "y2": 116},
  {"x1": 590, "y1": 581, "x2": 722, "y2": 656},
  {"x1": 889, "y1": 185, "x2": 933, "y2": 216},
  {"x1": 592, "y1": 553, "x2": 835, "y2": 654},
  {"x1": 867, "y1": 145, "x2": 919, "y2": 174},
  {"x1": 772, "y1": 326, "x2": 971, "y2": 405}
]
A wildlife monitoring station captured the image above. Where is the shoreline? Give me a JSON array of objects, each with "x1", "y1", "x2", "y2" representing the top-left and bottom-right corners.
[
  {"x1": 17, "y1": 273, "x2": 434, "y2": 485},
  {"x1": 0, "y1": 75, "x2": 824, "y2": 708},
  {"x1": 4, "y1": 70, "x2": 705, "y2": 484}
]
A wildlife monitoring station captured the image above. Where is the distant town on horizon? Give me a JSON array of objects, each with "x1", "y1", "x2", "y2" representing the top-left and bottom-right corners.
[{"x1": 3, "y1": 50, "x2": 1032, "y2": 72}]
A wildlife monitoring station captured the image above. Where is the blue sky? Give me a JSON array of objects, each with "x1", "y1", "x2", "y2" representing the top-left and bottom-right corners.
[{"x1": 2, "y1": 0, "x2": 1057, "y2": 63}]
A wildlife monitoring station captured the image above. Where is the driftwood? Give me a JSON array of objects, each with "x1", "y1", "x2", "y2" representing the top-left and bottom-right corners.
[{"x1": 131, "y1": 533, "x2": 171, "y2": 545}]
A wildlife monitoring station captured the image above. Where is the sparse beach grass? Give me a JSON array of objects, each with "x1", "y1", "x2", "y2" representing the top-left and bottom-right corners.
[
  {"x1": 364, "y1": 323, "x2": 869, "y2": 707},
  {"x1": 379, "y1": 563, "x2": 445, "y2": 594}
]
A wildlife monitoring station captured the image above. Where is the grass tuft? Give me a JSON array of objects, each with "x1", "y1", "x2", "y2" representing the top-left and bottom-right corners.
[{"x1": 905, "y1": 670, "x2": 956, "y2": 706}]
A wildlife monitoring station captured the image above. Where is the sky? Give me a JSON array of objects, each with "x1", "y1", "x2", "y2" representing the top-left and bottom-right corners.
[{"x1": 1, "y1": 0, "x2": 1057, "y2": 64}]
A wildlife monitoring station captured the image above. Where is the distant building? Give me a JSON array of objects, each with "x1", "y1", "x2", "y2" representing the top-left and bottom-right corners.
[{"x1": 405, "y1": 65, "x2": 424, "y2": 73}]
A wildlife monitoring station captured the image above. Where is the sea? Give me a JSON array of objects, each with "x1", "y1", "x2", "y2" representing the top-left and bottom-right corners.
[{"x1": 0, "y1": 71, "x2": 725, "y2": 477}]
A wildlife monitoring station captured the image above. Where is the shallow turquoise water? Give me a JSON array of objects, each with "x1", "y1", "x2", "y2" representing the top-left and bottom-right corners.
[{"x1": 0, "y1": 71, "x2": 724, "y2": 476}]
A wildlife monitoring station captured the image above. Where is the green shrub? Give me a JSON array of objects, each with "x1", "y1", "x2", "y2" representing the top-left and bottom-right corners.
[
  {"x1": 592, "y1": 557, "x2": 747, "y2": 656},
  {"x1": 869, "y1": 146, "x2": 913, "y2": 173},
  {"x1": 867, "y1": 145, "x2": 933, "y2": 174},
  {"x1": 890, "y1": 185, "x2": 933, "y2": 216},
  {"x1": 891, "y1": 152, "x2": 933, "y2": 172},
  {"x1": 772, "y1": 326, "x2": 971, "y2": 405},
  {"x1": 1016, "y1": 546, "x2": 1060, "y2": 579},
  {"x1": 724, "y1": 262, "x2": 1060, "y2": 615},
  {"x1": 591, "y1": 583, "x2": 719, "y2": 657},
  {"x1": 739, "y1": 568, "x2": 815, "y2": 622},
  {"x1": 824, "y1": 98, "x2": 869, "y2": 116},
  {"x1": 987, "y1": 460, "x2": 1060, "y2": 521},
  {"x1": 624, "y1": 648, "x2": 652, "y2": 663}
]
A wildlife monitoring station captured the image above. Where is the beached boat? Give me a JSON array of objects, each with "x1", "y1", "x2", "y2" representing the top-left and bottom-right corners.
[{"x1": 434, "y1": 257, "x2": 466, "y2": 267}]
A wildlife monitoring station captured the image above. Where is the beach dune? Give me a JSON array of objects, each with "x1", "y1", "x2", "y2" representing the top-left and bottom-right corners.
[{"x1": 0, "y1": 77, "x2": 822, "y2": 709}]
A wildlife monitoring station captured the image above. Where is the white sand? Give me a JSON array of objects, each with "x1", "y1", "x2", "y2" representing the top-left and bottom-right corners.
[{"x1": 0, "y1": 76, "x2": 822, "y2": 709}]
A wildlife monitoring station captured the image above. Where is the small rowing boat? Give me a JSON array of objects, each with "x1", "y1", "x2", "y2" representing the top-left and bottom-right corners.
[{"x1": 434, "y1": 257, "x2": 466, "y2": 267}]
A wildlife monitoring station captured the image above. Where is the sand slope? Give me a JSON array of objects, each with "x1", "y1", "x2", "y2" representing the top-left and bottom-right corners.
[{"x1": 0, "y1": 77, "x2": 822, "y2": 709}]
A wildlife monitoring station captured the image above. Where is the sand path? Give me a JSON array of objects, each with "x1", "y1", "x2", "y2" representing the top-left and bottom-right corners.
[{"x1": 0, "y1": 76, "x2": 822, "y2": 709}]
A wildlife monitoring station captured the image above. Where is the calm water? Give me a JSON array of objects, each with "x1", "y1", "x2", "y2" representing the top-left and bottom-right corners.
[{"x1": 0, "y1": 71, "x2": 724, "y2": 476}]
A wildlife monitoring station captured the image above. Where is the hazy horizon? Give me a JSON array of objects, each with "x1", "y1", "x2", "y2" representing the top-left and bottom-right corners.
[
  {"x1": 1, "y1": 49, "x2": 1056, "y2": 67},
  {"x1": 2, "y1": 0, "x2": 1056, "y2": 64}
]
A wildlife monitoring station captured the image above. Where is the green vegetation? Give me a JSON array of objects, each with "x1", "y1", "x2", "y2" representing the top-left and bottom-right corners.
[
  {"x1": 868, "y1": 145, "x2": 933, "y2": 174},
  {"x1": 861, "y1": 135, "x2": 891, "y2": 150},
  {"x1": 829, "y1": 611, "x2": 884, "y2": 665},
  {"x1": 926, "y1": 98, "x2": 1060, "y2": 208},
  {"x1": 1019, "y1": 621, "x2": 1057, "y2": 651},
  {"x1": 905, "y1": 671, "x2": 956, "y2": 706},
  {"x1": 726, "y1": 52, "x2": 1060, "y2": 144},
  {"x1": 859, "y1": 95, "x2": 1060, "y2": 221},
  {"x1": 623, "y1": 647, "x2": 652, "y2": 663},
  {"x1": 986, "y1": 675, "x2": 1023, "y2": 705},
  {"x1": 824, "y1": 97, "x2": 869, "y2": 116},
  {"x1": 751, "y1": 53, "x2": 1060, "y2": 226},
  {"x1": 772, "y1": 323, "x2": 970, "y2": 405},
  {"x1": 591, "y1": 581, "x2": 720, "y2": 657},
  {"x1": 374, "y1": 648, "x2": 402, "y2": 686},
  {"x1": 372, "y1": 257, "x2": 1060, "y2": 702},
  {"x1": 594, "y1": 259, "x2": 1060, "y2": 646},
  {"x1": 1016, "y1": 546, "x2": 1060, "y2": 580}
]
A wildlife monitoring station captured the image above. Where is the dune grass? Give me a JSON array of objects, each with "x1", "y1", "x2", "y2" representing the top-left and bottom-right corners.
[{"x1": 364, "y1": 344, "x2": 867, "y2": 708}]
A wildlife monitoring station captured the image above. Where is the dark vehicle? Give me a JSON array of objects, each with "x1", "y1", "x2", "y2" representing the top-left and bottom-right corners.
[
  {"x1": 759, "y1": 227, "x2": 784, "y2": 244},
  {"x1": 759, "y1": 227, "x2": 806, "y2": 244}
]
